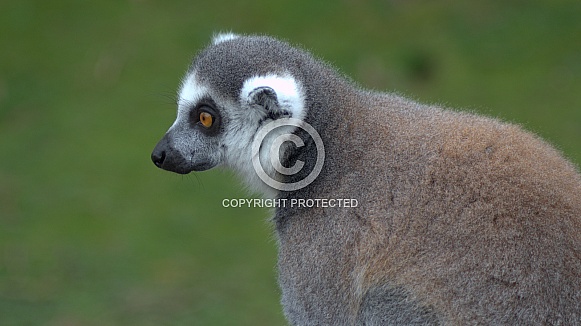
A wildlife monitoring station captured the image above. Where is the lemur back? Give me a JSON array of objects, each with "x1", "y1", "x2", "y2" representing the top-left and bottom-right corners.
[{"x1": 279, "y1": 88, "x2": 581, "y2": 324}]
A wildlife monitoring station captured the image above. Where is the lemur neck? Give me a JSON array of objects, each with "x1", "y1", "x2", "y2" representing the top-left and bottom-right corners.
[{"x1": 274, "y1": 80, "x2": 361, "y2": 212}]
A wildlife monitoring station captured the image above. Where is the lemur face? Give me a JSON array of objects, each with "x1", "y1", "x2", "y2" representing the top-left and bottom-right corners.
[
  {"x1": 151, "y1": 73, "x2": 223, "y2": 174},
  {"x1": 151, "y1": 34, "x2": 307, "y2": 195}
]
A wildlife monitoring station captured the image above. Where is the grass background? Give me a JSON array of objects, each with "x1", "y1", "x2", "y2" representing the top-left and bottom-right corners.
[{"x1": 1, "y1": 1, "x2": 580, "y2": 325}]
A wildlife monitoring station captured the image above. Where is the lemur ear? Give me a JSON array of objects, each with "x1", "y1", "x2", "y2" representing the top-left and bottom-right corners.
[
  {"x1": 212, "y1": 32, "x2": 240, "y2": 45},
  {"x1": 240, "y1": 74, "x2": 306, "y2": 121},
  {"x1": 248, "y1": 86, "x2": 281, "y2": 113}
]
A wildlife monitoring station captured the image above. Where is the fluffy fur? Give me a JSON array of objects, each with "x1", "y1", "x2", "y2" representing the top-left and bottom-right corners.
[
  {"x1": 212, "y1": 32, "x2": 239, "y2": 45},
  {"x1": 152, "y1": 33, "x2": 581, "y2": 325}
]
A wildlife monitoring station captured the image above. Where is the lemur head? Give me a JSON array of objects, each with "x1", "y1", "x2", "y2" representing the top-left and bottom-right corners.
[{"x1": 152, "y1": 33, "x2": 325, "y2": 197}]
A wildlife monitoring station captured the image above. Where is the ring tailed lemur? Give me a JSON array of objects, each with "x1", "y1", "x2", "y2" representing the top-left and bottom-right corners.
[{"x1": 151, "y1": 33, "x2": 581, "y2": 325}]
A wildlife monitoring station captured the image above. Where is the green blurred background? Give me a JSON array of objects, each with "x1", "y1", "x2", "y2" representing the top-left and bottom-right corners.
[{"x1": 1, "y1": 1, "x2": 580, "y2": 325}]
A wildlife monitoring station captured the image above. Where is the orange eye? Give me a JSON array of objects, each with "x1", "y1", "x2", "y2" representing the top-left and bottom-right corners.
[{"x1": 199, "y1": 111, "x2": 213, "y2": 128}]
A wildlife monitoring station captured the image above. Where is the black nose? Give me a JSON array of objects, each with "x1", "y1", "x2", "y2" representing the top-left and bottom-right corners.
[
  {"x1": 151, "y1": 134, "x2": 193, "y2": 174},
  {"x1": 151, "y1": 148, "x2": 166, "y2": 168},
  {"x1": 152, "y1": 133, "x2": 171, "y2": 169}
]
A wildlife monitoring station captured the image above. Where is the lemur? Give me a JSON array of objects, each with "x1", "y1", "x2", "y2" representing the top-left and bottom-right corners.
[{"x1": 151, "y1": 33, "x2": 581, "y2": 325}]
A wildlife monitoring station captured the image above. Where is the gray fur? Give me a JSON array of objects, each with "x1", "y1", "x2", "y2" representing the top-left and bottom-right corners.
[
  {"x1": 356, "y1": 286, "x2": 441, "y2": 325},
  {"x1": 152, "y1": 34, "x2": 581, "y2": 325}
]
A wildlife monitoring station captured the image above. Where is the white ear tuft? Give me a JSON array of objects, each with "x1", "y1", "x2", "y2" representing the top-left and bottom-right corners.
[
  {"x1": 212, "y1": 32, "x2": 240, "y2": 45},
  {"x1": 240, "y1": 74, "x2": 306, "y2": 121}
]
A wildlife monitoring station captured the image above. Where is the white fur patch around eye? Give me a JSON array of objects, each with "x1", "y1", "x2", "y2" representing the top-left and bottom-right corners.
[
  {"x1": 212, "y1": 32, "x2": 240, "y2": 45},
  {"x1": 240, "y1": 74, "x2": 306, "y2": 121},
  {"x1": 171, "y1": 72, "x2": 209, "y2": 130},
  {"x1": 178, "y1": 72, "x2": 208, "y2": 105}
]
